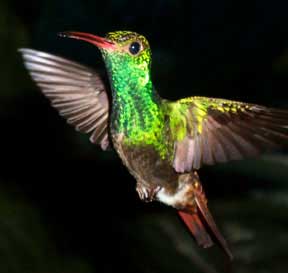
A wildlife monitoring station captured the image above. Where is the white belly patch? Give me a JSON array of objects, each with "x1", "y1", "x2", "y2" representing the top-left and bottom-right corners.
[{"x1": 156, "y1": 184, "x2": 191, "y2": 207}]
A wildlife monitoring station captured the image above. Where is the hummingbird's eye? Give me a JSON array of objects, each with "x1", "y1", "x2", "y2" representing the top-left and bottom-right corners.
[{"x1": 129, "y1": 41, "x2": 141, "y2": 55}]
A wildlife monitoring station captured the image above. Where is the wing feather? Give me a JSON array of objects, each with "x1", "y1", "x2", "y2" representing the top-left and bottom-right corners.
[
  {"x1": 170, "y1": 97, "x2": 288, "y2": 172},
  {"x1": 201, "y1": 126, "x2": 214, "y2": 165},
  {"x1": 19, "y1": 48, "x2": 110, "y2": 150}
]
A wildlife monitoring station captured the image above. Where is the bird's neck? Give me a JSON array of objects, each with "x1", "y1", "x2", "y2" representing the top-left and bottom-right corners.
[
  {"x1": 110, "y1": 72, "x2": 163, "y2": 141},
  {"x1": 103, "y1": 53, "x2": 169, "y2": 157}
]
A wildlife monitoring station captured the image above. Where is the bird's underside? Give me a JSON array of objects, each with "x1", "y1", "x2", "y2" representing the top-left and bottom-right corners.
[
  {"x1": 20, "y1": 46, "x2": 288, "y2": 261},
  {"x1": 112, "y1": 134, "x2": 233, "y2": 259},
  {"x1": 140, "y1": 170, "x2": 233, "y2": 259}
]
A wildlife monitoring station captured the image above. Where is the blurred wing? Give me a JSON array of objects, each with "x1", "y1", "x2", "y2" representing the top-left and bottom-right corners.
[
  {"x1": 20, "y1": 48, "x2": 110, "y2": 150},
  {"x1": 169, "y1": 96, "x2": 288, "y2": 172}
]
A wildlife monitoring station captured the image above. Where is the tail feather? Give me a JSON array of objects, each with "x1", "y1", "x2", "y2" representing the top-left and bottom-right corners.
[
  {"x1": 195, "y1": 195, "x2": 233, "y2": 260},
  {"x1": 178, "y1": 197, "x2": 233, "y2": 260},
  {"x1": 178, "y1": 210, "x2": 213, "y2": 248}
]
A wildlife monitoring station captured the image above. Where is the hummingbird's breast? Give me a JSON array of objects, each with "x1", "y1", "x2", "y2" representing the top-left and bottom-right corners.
[
  {"x1": 110, "y1": 131, "x2": 178, "y2": 192},
  {"x1": 108, "y1": 85, "x2": 178, "y2": 191}
]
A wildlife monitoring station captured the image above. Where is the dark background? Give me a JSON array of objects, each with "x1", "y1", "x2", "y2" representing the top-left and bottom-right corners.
[{"x1": 0, "y1": 1, "x2": 288, "y2": 273}]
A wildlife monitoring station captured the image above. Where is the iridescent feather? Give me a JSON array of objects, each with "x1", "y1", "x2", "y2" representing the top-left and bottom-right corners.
[
  {"x1": 19, "y1": 31, "x2": 288, "y2": 261},
  {"x1": 167, "y1": 97, "x2": 288, "y2": 171}
]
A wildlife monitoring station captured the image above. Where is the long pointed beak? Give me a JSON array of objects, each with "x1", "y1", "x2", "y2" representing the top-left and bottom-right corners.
[{"x1": 58, "y1": 31, "x2": 115, "y2": 50}]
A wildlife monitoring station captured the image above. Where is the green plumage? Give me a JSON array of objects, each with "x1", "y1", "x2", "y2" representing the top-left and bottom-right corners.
[
  {"x1": 102, "y1": 32, "x2": 169, "y2": 158},
  {"x1": 20, "y1": 30, "x2": 288, "y2": 260},
  {"x1": 101, "y1": 31, "x2": 288, "y2": 172}
]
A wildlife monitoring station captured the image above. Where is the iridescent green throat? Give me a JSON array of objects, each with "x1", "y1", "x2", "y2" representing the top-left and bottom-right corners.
[{"x1": 102, "y1": 50, "x2": 168, "y2": 157}]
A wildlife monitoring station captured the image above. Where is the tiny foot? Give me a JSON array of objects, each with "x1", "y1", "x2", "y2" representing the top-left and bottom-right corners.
[{"x1": 136, "y1": 184, "x2": 161, "y2": 202}]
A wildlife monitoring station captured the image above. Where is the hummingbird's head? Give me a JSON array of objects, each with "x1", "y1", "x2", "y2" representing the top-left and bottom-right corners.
[
  {"x1": 59, "y1": 31, "x2": 152, "y2": 91},
  {"x1": 104, "y1": 30, "x2": 150, "y2": 58}
]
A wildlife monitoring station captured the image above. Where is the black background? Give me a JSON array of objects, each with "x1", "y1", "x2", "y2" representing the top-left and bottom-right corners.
[{"x1": 0, "y1": 1, "x2": 288, "y2": 273}]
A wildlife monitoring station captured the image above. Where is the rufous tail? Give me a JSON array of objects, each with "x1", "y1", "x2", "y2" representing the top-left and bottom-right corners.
[
  {"x1": 178, "y1": 175, "x2": 233, "y2": 260},
  {"x1": 178, "y1": 210, "x2": 213, "y2": 248}
]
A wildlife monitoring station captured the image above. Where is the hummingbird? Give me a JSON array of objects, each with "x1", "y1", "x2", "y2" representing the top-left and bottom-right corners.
[{"x1": 19, "y1": 31, "x2": 288, "y2": 260}]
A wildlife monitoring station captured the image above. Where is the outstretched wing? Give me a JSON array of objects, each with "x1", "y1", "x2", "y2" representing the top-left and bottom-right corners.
[
  {"x1": 168, "y1": 96, "x2": 288, "y2": 172},
  {"x1": 20, "y1": 48, "x2": 110, "y2": 150}
]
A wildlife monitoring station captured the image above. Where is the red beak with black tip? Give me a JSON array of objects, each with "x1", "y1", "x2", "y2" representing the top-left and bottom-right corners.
[{"x1": 58, "y1": 31, "x2": 115, "y2": 50}]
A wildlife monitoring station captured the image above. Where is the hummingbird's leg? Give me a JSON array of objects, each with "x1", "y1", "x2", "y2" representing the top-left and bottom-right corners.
[{"x1": 136, "y1": 182, "x2": 161, "y2": 202}]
